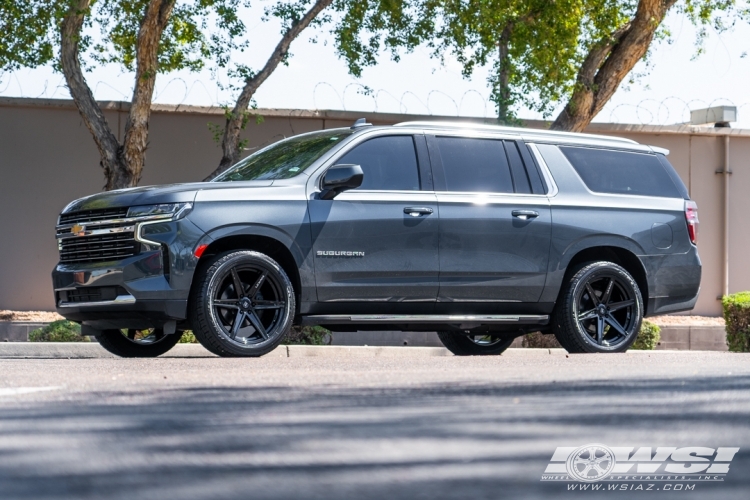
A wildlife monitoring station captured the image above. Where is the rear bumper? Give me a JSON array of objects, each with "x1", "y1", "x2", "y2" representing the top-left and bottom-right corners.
[{"x1": 640, "y1": 247, "x2": 702, "y2": 316}]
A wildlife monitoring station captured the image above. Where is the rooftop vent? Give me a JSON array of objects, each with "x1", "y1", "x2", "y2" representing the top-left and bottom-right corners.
[{"x1": 690, "y1": 106, "x2": 737, "y2": 128}]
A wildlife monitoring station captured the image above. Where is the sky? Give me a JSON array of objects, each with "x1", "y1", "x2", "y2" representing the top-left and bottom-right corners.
[{"x1": 2, "y1": 4, "x2": 749, "y2": 128}]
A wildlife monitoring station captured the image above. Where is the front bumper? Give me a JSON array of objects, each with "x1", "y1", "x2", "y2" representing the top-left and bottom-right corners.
[{"x1": 52, "y1": 218, "x2": 205, "y2": 330}]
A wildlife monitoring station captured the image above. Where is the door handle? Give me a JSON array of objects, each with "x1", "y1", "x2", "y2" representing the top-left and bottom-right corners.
[
  {"x1": 404, "y1": 207, "x2": 434, "y2": 217},
  {"x1": 512, "y1": 209, "x2": 539, "y2": 220}
]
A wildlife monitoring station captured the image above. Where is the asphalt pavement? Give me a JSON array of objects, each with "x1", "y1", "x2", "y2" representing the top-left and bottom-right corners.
[{"x1": 0, "y1": 349, "x2": 748, "y2": 499}]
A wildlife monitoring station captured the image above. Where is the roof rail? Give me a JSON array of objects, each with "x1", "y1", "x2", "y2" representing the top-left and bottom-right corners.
[{"x1": 393, "y1": 120, "x2": 638, "y2": 144}]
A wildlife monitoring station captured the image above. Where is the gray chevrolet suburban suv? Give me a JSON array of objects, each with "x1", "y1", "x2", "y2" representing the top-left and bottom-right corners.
[{"x1": 52, "y1": 120, "x2": 701, "y2": 357}]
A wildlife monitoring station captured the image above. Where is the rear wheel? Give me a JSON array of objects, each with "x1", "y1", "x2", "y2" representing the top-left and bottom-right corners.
[
  {"x1": 437, "y1": 332, "x2": 514, "y2": 356},
  {"x1": 552, "y1": 261, "x2": 643, "y2": 353},
  {"x1": 95, "y1": 328, "x2": 182, "y2": 358},
  {"x1": 189, "y1": 250, "x2": 295, "y2": 357}
]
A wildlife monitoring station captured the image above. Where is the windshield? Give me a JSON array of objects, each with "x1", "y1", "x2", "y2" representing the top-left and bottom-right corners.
[{"x1": 213, "y1": 130, "x2": 352, "y2": 182}]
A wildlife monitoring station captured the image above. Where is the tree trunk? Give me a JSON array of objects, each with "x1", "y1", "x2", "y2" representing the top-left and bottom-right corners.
[
  {"x1": 60, "y1": 0, "x2": 123, "y2": 189},
  {"x1": 60, "y1": 0, "x2": 175, "y2": 190},
  {"x1": 205, "y1": 0, "x2": 334, "y2": 181},
  {"x1": 551, "y1": 0, "x2": 677, "y2": 132},
  {"x1": 120, "y1": 0, "x2": 176, "y2": 188},
  {"x1": 496, "y1": 25, "x2": 513, "y2": 124}
]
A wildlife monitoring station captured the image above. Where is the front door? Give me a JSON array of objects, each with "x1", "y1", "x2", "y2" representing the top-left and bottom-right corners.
[
  {"x1": 428, "y1": 135, "x2": 552, "y2": 304},
  {"x1": 308, "y1": 134, "x2": 440, "y2": 308}
]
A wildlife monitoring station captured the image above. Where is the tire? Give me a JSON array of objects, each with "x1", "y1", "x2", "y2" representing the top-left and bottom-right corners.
[
  {"x1": 552, "y1": 261, "x2": 643, "y2": 353},
  {"x1": 189, "y1": 250, "x2": 295, "y2": 357},
  {"x1": 95, "y1": 328, "x2": 182, "y2": 358},
  {"x1": 437, "y1": 332, "x2": 514, "y2": 356}
]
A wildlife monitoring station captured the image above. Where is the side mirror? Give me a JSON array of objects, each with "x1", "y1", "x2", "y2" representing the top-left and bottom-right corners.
[{"x1": 320, "y1": 164, "x2": 364, "y2": 200}]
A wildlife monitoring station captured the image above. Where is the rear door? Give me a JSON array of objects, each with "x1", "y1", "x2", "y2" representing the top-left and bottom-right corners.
[
  {"x1": 308, "y1": 134, "x2": 440, "y2": 307},
  {"x1": 429, "y1": 134, "x2": 552, "y2": 304}
]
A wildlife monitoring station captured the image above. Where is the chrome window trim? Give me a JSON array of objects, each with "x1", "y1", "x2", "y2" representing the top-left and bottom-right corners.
[
  {"x1": 527, "y1": 143, "x2": 559, "y2": 197},
  {"x1": 435, "y1": 191, "x2": 549, "y2": 199},
  {"x1": 58, "y1": 294, "x2": 136, "y2": 308}
]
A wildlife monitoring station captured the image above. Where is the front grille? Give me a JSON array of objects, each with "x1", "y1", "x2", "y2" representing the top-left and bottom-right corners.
[
  {"x1": 57, "y1": 207, "x2": 139, "y2": 264},
  {"x1": 59, "y1": 207, "x2": 129, "y2": 225},
  {"x1": 59, "y1": 233, "x2": 139, "y2": 264}
]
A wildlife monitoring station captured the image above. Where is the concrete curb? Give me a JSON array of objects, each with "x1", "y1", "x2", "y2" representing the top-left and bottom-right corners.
[{"x1": 0, "y1": 343, "x2": 736, "y2": 359}]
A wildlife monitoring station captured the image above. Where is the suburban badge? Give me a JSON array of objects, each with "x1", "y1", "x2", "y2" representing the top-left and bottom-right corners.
[{"x1": 317, "y1": 250, "x2": 365, "y2": 257}]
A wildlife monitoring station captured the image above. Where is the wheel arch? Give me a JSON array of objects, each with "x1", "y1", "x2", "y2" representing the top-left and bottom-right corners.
[
  {"x1": 192, "y1": 225, "x2": 311, "y2": 314},
  {"x1": 562, "y1": 245, "x2": 649, "y2": 315}
]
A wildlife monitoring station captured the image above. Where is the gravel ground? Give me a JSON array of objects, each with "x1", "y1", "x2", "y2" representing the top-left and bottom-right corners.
[
  {"x1": 0, "y1": 352, "x2": 747, "y2": 499},
  {"x1": 0, "y1": 310, "x2": 64, "y2": 322},
  {"x1": 648, "y1": 315, "x2": 725, "y2": 326}
]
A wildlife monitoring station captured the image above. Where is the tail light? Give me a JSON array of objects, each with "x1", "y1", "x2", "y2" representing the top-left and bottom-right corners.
[{"x1": 685, "y1": 200, "x2": 699, "y2": 245}]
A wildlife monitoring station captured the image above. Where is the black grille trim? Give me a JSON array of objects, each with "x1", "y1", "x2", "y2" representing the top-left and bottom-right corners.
[
  {"x1": 59, "y1": 233, "x2": 138, "y2": 264},
  {"x1": 59, "y1": 207, "x2": 129, "y2": 225}
]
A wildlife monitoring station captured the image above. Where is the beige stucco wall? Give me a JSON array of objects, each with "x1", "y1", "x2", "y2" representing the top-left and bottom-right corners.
[{"x1": 1, "y1": 98, "x2": 747, "y2": 315}]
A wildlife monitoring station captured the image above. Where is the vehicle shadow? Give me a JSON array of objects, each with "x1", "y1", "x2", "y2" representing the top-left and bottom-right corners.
[{"x1": 0, "y1": 375, "x2": 747, "y2": 500}]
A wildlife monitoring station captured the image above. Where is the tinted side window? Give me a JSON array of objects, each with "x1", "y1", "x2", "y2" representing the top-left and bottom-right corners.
[
  {"x1": 337, "y1": 136, "x2": 420, "y2": 191},
  {"x1": 560, "y1": 146, "x2": 683, "y2": 198},
  {"x1": 503, "y1": 140, "x2": 531, "y2": 194},
  {"x1": 657, "y1": 154, "x2": 690, "y2": 200},
  {"x1": 436, "y1": 137, "x2": 514, "y2": 193}
]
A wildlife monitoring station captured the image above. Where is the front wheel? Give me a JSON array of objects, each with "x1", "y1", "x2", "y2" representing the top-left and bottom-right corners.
[
  {"x1": 437, "y1": 332, "x2": 514, "y2": 356},
  {"x1": 189, "y1": 250, "x2": 295, "y2": 357},
  {"x1": 95, "y1": 328, "x2": 182, "y2": 358},
  {"x1": 552, "y1": 261, "x2": 643, "y2": 353}
]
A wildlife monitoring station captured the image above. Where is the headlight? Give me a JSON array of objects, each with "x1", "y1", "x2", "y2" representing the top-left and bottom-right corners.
[{"x1": 127, "y1": 203, "x2": 192, "y2": 220}]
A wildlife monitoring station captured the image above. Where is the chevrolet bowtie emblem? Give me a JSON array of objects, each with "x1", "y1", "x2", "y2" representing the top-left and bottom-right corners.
[{"x1": 71, "y1": 224, "x2": 86, "y2": 236}]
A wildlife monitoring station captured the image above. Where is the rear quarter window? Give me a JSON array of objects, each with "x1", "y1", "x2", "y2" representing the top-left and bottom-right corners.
[{"x1": 559, "y1": 146, "x2": 684, "y2": 198}]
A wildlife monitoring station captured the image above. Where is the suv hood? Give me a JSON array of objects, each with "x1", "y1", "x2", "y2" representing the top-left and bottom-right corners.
[{"x1": 61, "y1": 181, "x2": 273, "y2": 213}]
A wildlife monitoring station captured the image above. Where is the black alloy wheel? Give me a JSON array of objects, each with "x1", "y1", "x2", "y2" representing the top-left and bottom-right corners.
[
  {"x1": 437, "y1": 332, "x2": 515, "y2": 356},
  {"x1": 190, "y1": 251, "x2": 295, "y2": 357},
  {"x1": 95, "y1": 328, "x2": 182, "y2": 358},
  {"x1": 553, "y1": 261, "x2": 643, "y2": 353}
]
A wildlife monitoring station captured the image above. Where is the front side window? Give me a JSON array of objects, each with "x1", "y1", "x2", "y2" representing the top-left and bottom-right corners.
[
  {"x1": 336, "y1": 135, "x2": 421, "y2": 191},
  {"x1": 214, "y1": 130, "x2": 352, "y2": 182},
  {"x1": 436, "y1": 137, "x2": 514, "y2": 193},
  {"x1": 559, "y1": 146, "x2": 684, "y2": 198}
]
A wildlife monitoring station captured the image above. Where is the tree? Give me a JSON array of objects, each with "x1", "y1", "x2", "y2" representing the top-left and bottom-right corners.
[
  {"x1": 205, "y1": 0, "x2": 334, "y2": 181},
  {"x1": 1, "y1": 0, "x2": 247, "y2": 190},
  {"x1": 333, "y1": 0, "x2": 742, "y2": 130},
  {"x1": 550, "y1": 0, "x2": 736, "y2": 131}
]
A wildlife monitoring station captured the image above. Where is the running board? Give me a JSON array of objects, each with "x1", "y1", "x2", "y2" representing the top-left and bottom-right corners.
[{"x1": 302, "y1": 314, "x2": 549, "y2": 325}]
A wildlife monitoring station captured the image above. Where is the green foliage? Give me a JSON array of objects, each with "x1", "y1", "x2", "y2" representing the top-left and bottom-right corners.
[
  {"x1": 282, "y1": 325, "x2": 332, "y2": 345},
  {"x1": 630, "y1": 320, "x2": 661, "y2": 350},
  {"x1": 28, "y1": 320, "x2": 89, "y2": 342},
  {"x1": 179, "y1": 330, "x2": 199, "y2": 343},
  {"x1": 0, "y1": 0, "x2": 67, "y2": 71},
  {"x1": 722, "y1": 292, "x2": 750, "y2": 352},
  {"x1": 0, "y1": 0, "x2": 253, "y2": 76},
  {"x1": 332, "y1": 0, "x2": 745, "y2": 121}
]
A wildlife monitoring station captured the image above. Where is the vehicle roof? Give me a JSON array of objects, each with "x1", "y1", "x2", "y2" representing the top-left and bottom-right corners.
[{"x1": 341, "y1": 120, "x2": 668, "y2": 155}]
